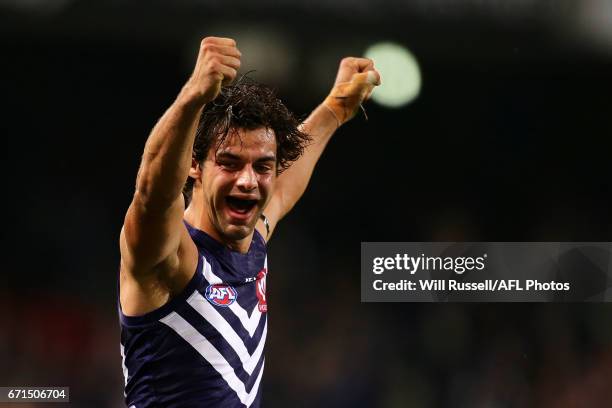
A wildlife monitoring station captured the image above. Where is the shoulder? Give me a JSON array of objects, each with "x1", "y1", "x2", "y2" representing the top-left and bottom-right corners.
[{"x1": 119, "y1": 223, "x2": 200, "y2": 316}]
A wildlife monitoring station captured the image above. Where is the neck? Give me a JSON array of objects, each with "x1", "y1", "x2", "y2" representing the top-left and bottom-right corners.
[{"x1": 184, "y1": 194, "x2": 253, "y2": 254}]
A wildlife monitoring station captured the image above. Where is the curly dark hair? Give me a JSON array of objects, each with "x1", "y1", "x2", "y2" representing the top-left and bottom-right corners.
[{"x1": 183, "y1": 77, "x2": 311, "y2": 205}]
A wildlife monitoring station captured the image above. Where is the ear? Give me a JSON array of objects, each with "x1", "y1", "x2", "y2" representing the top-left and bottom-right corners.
[{"x1": 189, "y1": 158, "x2": 202, "y2": 181}]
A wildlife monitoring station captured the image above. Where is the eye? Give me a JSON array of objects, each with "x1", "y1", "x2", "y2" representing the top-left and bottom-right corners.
[
  {"x1": 255, "y1": 164, "x2": 273, "y2": 174},
  {"x1": 218, "y1": 160, "x2": 240, "y2": 171}
]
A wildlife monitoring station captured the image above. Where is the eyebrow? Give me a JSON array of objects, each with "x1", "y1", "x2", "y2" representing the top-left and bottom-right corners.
[
  {"x1": 256, "y1": 155, "x2": 276, "y2": 163},
  {"x1": 215, "y1": 152, "x2": 276, "y2": 162},
  {"x1": 215, "y1": 152, "x2": 241, "y2": 161}
]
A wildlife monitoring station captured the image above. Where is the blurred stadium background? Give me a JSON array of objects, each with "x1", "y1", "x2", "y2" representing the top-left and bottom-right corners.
[{"x1": 2, "y1": 0, "x2": 612, "y2": 406}]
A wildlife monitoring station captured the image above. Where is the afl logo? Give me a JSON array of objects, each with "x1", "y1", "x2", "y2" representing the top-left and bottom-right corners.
[{"x1": 205, "y1": 284, "x2": 237, "y2": 307}]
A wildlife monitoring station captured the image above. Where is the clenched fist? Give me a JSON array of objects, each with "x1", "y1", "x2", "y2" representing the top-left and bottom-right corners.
[
  {"x1": 185, "y1": 37, "x2": 241, "y2": 104},
  {"x1": 323, "y1": 57, "x2": 381, "y2": 126}
]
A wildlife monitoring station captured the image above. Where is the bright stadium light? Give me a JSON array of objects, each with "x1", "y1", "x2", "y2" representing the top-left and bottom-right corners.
[{"x1": 364, "y1": 42, "x2": 422, "y2": 108}]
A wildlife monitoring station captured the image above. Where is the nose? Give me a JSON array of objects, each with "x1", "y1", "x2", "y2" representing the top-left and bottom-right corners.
[{"x1": 236, "y1": 165, "x2": 257, "y2": 191}]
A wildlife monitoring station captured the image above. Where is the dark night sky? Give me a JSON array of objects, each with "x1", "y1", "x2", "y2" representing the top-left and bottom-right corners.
[{"x1": 2, "y1": 2, "x2": 612, "y2": 406}]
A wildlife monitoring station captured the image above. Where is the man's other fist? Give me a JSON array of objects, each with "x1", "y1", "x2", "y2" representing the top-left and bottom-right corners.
[
  {"x1": 185, "y1": 37, "x2": 241, "y2": 104},
  {"x1": 323, "y1": 57, "x2": 382, "y2": 126}
]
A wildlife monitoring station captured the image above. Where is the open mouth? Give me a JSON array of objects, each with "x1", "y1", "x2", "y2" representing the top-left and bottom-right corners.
[{"x1": 226, "y1": 196, "x2": 258, "y2": 215}]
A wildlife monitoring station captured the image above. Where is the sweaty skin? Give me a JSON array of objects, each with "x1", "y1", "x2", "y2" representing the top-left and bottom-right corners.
[
  {"x1": 184, "y1": 128, "x2": 278, "y2": 251},
  {"x1": 119, "y1": 38, "x2": 381, "y2": 317}
]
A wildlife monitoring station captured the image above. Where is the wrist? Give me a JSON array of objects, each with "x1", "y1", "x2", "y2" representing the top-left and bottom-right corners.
[
  {"x1": 320, "y1": 101, "x2": 343, "y2": 129},
  {"x1": 177, "y1": 82, "x2": 212, "y2": 111},
  {"x1": 321, "y1": 94, "x2": 353, "y2": 127},
  {"x1": 323, "y1": 91, "x2": 358, "y2": 126}
]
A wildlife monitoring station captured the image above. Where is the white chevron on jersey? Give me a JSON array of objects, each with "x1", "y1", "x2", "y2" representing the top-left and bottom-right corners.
[
  {"x1": 120, "y1": 344, "x2": 129, "y2": 398},
  {"x1": 201, "y1": 255, "x2": 265, "y2": 337},
  {"x1": 120, "y1": 344, "x2": 128, "y2": 385},
  {"x1": 160, "y1": 311, "x2": 264, "y2": 408},
  {"x1": 201, "y1": 256, "x2": 222, "y2": 284},
  {"x1": 187, "y1": 291, "x2": 268, "y2": 375}
]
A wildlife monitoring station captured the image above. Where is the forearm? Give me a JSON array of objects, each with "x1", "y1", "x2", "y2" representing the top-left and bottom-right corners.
[
  {"x1": 296, "y1": 103, "x2": 339, "y2": 173},
  {"x1": 275, "y1": 104, "x2": 339, "y2": 215},
  {"x1": 135, "y1": 85, "x2": 204, "y2": 209},
  {"x1": 121, "y1": 37, "x2": 239, "y2": 271}
]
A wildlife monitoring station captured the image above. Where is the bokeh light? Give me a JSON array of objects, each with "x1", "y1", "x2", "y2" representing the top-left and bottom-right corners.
[{"x1": 364, "y1": 42, "x2": 422, "y2": 108}]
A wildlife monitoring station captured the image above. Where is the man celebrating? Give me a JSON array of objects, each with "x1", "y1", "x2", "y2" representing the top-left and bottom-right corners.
[{"x1": 118, "y1": 36, "x2": 380, "y2": 407}]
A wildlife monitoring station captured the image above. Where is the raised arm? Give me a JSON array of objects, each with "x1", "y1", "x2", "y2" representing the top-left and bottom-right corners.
[
  {"x1": 120, "y1": 37, "x2": 240, "y2": 279},
  {"x1": 259, "y1": 57, "x2": 380, "y2": 238}
]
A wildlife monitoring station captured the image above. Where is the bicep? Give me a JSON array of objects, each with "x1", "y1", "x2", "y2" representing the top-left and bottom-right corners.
[{"x1": 120, "y1": 191, "x2": 186, "y2": 274}]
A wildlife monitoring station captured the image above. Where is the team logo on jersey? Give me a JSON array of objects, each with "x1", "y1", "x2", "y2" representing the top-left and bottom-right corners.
[
  {"x1": 256, "y1": 268, "x2": 267, "y2": 313},
  {"x1": 205, "y1": 284, "x2": 237, "y2": 307}
]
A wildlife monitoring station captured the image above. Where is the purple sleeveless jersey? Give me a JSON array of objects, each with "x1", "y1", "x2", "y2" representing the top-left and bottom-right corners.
[{"x1": 119, "y1": 221, "x2": 268, "y2": 407}]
